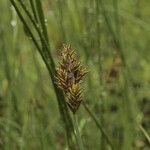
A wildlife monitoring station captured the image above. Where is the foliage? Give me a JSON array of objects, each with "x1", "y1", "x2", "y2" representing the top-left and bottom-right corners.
[{"x1": 0, "y1": 0, "x2": 150, "y2": 149}]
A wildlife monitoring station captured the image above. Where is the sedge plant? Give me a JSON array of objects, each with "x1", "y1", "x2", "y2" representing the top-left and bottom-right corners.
[{"x1": 8, "y1": 0, "x2": 114, "y2": 149}]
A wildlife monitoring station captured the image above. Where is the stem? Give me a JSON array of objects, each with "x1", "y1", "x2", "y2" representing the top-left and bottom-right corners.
[
  {"x1": 9, "y1": 0, "x2": 75, "y2": 148},
  {"x1": 82, "y1": 102, "x2": 114, "y2": 150},
  {"x1": 96, "y1": 0, "x2": 106, "y2": 149},
  {"x1": 35, "y1": 0, "x2": 49, "y2": 43},
  {"x1": 73, "y1": 114, "x2": 84, "y2": 150},
  {"x1": 9, "y1": 0, "x2": 44, "y2": 64},
  {"x1": 29, "y1": 0, "x2": 38, "y2": 22},
  {"x1": 18, "y1": 0, "x2": 55, "y2": 73},
  {"x1": 139, "y1": 124, "x2": 150, "y2": 144}
]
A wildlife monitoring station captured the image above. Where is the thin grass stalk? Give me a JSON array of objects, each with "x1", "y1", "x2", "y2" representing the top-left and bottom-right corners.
[
  {"x1": 113, "y1": 0, "x2": 139, "y2": 116},
  {"x1": 96, "y1": 0, "x2": 106, "y2": 149},
  {"x1": 81, "y1": 0, "x2": 95, "y2": 108},
  {"x1": 73, "y1": 114, "x2": 84, "y2": 150},
  {"x1": 82, "y1": 102, "x2": 114, "y2": 150},
  {"x1": 56, "y1": 0, "x2": 66, "y2": 41},
  {"x1": 17, "y1": 0, "x2": 55, "y2": 70},
  {"x1": 0, "y1": 31, "x2": 9, "y2": 149},
  {"x1": 112, "y1": 0, "x2": 126, "y2": 66},
  {"x1": 29, "y1": 0, "x2": 38, "y2": 22},
  {"x1": 100, "y1": 0, "x2": 125, "y2": 65},
  {"x1": 9, "y1": 0, "x2": 45, "y2": 66},
  {"x1": 73, "y1": 2, "x2": 111, "y2": 148},
  {"x1": 1, "y1": 22, "x2": 21, "y2": 122},
  {"x1": 100, "y1": 0, "x2": 134, "y2": 121},
  {"x1": 11, "y1": 0, "x2": 67, "y2": 125},
  {"x1": 9, "y1": 0, "x2": 75, "y2": 148},
  {"x1": 139, "y1": 124, "x2": 150, "y2": 144},
  {"x1": 35, "y1": 0, "x2": 49, "y2": 43},
  {"x1": 1, "y1": 27, "x2": 22, "y2": 149},
  {"x1": 112, "y1": 0, "x2": 136, "y2": 149},
  {"x1": 34, "y1": 1, "x2": 75, "y2": 146}
]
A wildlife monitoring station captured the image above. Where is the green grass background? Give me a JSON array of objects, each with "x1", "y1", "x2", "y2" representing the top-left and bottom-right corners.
[{"x1": 0, "y1": 0, "x2": 150, "y2": 149}]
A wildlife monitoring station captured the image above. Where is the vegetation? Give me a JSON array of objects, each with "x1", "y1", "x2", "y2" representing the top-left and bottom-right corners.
[{"x1": 0, "y1": 0, "x2": 150, "y2": 149}]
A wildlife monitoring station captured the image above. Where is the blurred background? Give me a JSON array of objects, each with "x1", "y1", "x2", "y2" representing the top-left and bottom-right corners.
[{"x1": 0, "y1": 0, "x2": 150, "y2": 149}]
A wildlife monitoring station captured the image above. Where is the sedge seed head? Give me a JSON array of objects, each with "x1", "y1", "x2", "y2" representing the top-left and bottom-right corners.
[{"x1": 55, "y1": 44, "x2": 87, "y2": 113}]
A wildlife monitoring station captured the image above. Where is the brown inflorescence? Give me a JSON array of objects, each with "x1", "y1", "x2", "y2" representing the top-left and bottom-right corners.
[{"x1": 55, "y1": 44, "x2": 87, "y2": 113}]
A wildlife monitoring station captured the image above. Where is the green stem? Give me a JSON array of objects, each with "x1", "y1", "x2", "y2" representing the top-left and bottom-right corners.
[
  {"x1": 9, "y1": 0, "x2": 45, "y2": 65},
  {"x1": 96, "y1": 0, "x2": 106, "y2": 149},
  {"x1": 18, "y1": 0, "x2": 55, "y2": 73},
  {"x1": 35, "y1": 0, "x2": 49, "y2": 43},
  {"x1": 73, "y1": 114, "x2": 84, "y2": 150},
  {"x1": 82, "y1": 102, "x2": 114, "y2": 150},
  {"x1": 29, "y1": 0, "x2": 38, "y2": 22},
  {"x1": 139, "y1": 124, "x2": 150, "y2": 144},
  {"x1": 9, "y1": 0, "x2": 75, "y2": 148}
]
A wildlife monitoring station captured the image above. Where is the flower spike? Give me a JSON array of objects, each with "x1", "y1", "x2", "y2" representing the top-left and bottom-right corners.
[{"x1": 56, "y1": 44, "x2": 87, "y2": 113}]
